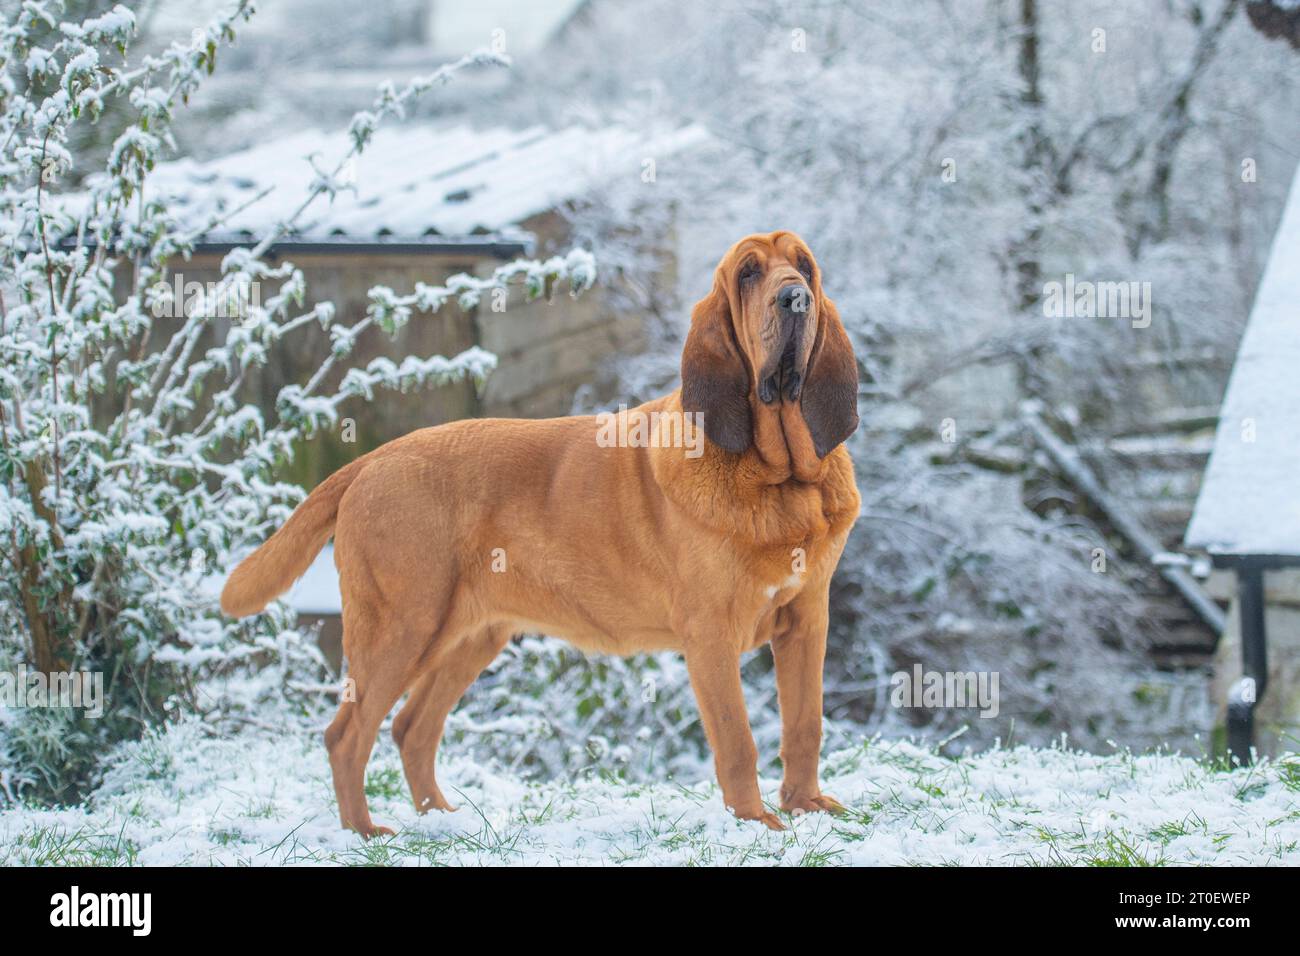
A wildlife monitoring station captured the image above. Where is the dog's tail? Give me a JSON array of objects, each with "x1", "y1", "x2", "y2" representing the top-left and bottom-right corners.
[{"x1": 220, "y1": 457, "x2": 368, "y2": 618}]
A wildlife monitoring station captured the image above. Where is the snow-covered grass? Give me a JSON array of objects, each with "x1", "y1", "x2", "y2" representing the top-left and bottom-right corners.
[{"x1": 2, "y1": 719, "x2": 1297, "y2": 866}]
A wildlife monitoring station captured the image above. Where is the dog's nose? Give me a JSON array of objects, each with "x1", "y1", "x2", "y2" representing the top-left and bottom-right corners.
[{"x1": 776, "y1": 283, "x2": 808, "y2": 315}]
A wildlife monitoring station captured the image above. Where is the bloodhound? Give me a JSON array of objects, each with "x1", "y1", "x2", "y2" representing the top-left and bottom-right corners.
[{"x1": 222, "y1": 230, "x2": 861, "y2": 836}]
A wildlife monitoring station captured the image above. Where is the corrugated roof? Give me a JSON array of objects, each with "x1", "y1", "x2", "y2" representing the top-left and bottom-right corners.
[
  {"x1": 139, "y1": 122, "x2": 707, "y2": 243},
  {"x1": 1185, "y1": 166, "x2": 1300, "y2": 558}
]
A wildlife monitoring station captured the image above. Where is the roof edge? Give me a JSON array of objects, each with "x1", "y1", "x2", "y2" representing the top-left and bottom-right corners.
[{"x1": 61, "y1": 233, "x2": 535, "y2": 260}]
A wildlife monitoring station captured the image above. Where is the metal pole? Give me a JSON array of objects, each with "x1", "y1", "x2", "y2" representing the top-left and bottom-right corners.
[{"x1": 1226, "y1": 565, "x2": 1267, "y2": 766}]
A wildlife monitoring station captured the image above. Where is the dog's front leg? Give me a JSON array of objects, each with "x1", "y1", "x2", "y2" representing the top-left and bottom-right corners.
[
  {"x1": 771, "y1": 588, "x2": 845, "y2": 816},
  {"x1": 683, "y1": 640, "x2": 785, "y2": 831}
]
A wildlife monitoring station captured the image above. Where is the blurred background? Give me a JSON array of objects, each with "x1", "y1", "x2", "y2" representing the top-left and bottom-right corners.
[{"x1": 35, "y1": 0, "x2": 1300, "y2": 771}]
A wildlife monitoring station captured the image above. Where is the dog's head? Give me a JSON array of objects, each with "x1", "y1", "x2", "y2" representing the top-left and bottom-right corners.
[{"x1": 681, "y1": 231, "x2": 859, "y2": 460}]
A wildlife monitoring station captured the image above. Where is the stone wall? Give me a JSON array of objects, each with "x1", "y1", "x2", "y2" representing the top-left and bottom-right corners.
[{"x1": 477, "y1": 210, "x2": 648, "y2": 419}]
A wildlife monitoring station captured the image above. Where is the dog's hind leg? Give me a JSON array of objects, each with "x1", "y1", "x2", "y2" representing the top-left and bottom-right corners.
[
  {"x1": 392, "y1": 623, "x2": 511, "y2": 813},
  {"x1": 325, "y1": 601, "x2": 425, "y2": 839}
]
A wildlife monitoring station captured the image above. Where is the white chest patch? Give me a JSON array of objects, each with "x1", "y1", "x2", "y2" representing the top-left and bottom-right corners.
[{"x1": 764, "y1": 572, "x2": 804, "y2": 600}]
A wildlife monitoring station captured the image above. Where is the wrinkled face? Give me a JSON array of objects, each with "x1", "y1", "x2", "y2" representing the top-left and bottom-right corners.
[
  {"x1": 681, "y1": 229, "x2": 859, "y2": 463},
  {"x1": 729, "y1": 233, "x2": 820, "y2": 405}
]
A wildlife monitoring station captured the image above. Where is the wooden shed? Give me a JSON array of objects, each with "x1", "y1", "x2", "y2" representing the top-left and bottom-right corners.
[{"x1": 145, "y1": 122, "x2": 704, "y2": 485}]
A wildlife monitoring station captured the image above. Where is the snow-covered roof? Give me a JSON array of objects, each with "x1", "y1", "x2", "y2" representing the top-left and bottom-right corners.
[
  {"x1": 1185, "y1": 166, "x2": 1300, "y2": 558},
  {"x1": 141, "y1": 123, "x2": 707, "y2": 244}
]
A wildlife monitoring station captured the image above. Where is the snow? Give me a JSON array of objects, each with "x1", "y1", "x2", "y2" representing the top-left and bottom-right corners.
[
  {"x1": 1, "y1": 719, "x2": 1296, "y2": 865},
  {"x1": 87, "y1": 122, "x2": 707, "y2": 244},
  {"x1": 285, "y1": 544, "x2": 341, "y2": 615},
  {"x1": 430, "y1": 0, "x2": 584, "y2": 56},
  {"x1": 197, "y1": 547, "x2": 338, "y2": 615},
  {"x1": 1186, "y1": 167, "x2": 1300, "y2": 557}
]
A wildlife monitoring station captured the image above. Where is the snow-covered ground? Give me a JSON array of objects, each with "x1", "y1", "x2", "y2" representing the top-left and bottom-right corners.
[{"x1": 2, "y1": 719, "x2": 1297, "y2": 866}]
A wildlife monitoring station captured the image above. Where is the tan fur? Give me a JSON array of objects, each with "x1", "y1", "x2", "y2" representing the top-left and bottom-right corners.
[
  {"x1": 222, "y1": 231, "x2": 861, "y2": 836},
  {"x1": 221, "y1": 457, "x2": 368, "y2": 618}
]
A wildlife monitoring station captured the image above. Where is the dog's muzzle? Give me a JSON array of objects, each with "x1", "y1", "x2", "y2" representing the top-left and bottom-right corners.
[{"x1": 759, "y1": 294, "x2": 810, "y2": 404}]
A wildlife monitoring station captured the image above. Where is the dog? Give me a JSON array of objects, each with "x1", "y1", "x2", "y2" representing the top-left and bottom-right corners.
[{"x1": 222, "y1": 230, "x2": 861, "y2": 836}]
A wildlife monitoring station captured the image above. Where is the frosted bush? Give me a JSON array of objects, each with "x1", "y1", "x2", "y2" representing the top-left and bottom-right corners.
[{"x1": 0, "y1": 1, "x2": 595, "y2": 802}]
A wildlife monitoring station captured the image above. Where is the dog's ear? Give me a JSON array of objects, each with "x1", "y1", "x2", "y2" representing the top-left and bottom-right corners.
[
  {"x1": 681, "y1": 274, "x2": 753, "y2": 454},
  {"x1": 801, "y1": 293, "x2": 859, "y2": 458}
]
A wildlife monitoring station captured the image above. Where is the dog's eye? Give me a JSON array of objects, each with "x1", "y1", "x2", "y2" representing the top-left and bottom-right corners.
[
  {"x1": 797, "y1": 257, "x2": 814, "y2": 281},
  {"x1": 738, "y1": 262, "x2": 761, "y2": 284}
]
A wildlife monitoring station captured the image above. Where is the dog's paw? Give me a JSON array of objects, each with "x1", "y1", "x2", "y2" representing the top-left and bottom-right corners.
[
  {"x1": 781, "y1": 793, "x2": 846, "y2": 816},
  {"x1": 734, "y1": 808, "x2": 787, "y2": 831},
  {"x1": 414, "y1": 794, "x2": 457, "y2": 814},
  {"x1": 358, "y1": 823, "x2": 396, "y2": 840}
]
